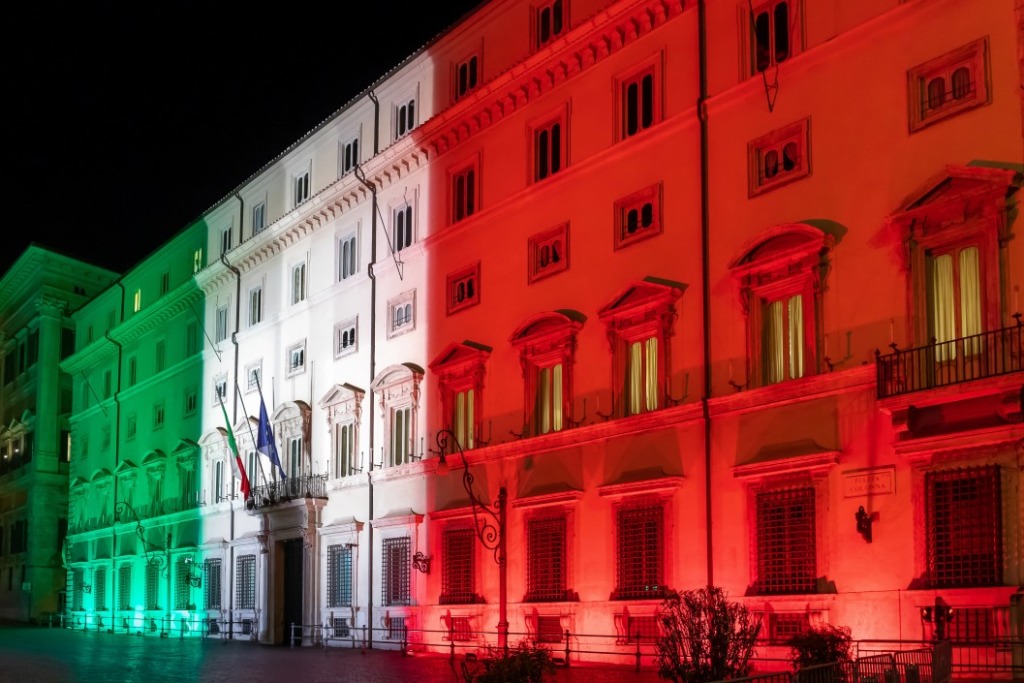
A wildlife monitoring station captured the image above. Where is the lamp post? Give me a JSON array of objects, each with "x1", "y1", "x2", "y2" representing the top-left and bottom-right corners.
[{"x1": 434, "y1": 429, "x2": 508, "y2": 651}]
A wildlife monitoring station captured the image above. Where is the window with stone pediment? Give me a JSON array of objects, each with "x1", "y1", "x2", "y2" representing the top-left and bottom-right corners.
[
  {"x1": 730, "y1": 225, "x2": 832, "y2": 388},
  {"x1": 908, "y1": 38, "x2": 991, "y2": 133},
  {"x1": 430, "y1": 342, "x2": 490, "y2": 452},
  {"x1": 271, "y1": 401, "x2": 311, "y2": 479},
  {"x1": 319, "y1": 383, "x2": 364, "y2": 479},
  {"x1": 510, "y1": 311, "x2": 584, "y2": 437},
  {"x1": 371, "y1": 364, "x2": 423, "y2": 468},
  {"x1": 598, "y1": 279, "x2": 684, "y2": 418}
]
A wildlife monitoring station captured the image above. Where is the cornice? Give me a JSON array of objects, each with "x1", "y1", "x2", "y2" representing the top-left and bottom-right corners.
[{"x1": 110, "y1": 284, "x2": 203, "y2": 347}]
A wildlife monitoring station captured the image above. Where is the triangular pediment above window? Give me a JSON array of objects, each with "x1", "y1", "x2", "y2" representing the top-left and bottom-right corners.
[
  {"x1": 509, "y1": 310, "x2": 585, "y2": 348},
  {"x1": 893, "y1": 165, "x2": 1019, "y2": 217},
  {"x1": 171, "y1": 438, "x2": 200, "y2": 461},
  {"x1": 597, "y1": 278, "x2": 685, "y2": 324},
  {"x1": 428, "y1": 341, "x2": 491, "y2": 377},
  {"x1": 141, "y1": 449, "x2": 166, "y2": 467},
  {"x1": 318, "y1": 383, "x2": 365, "y2": 409}
]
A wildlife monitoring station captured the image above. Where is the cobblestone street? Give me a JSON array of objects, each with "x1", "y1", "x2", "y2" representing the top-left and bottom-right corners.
[{"x1": 0, "y1": 624, "x2": 662, "y2": 683}]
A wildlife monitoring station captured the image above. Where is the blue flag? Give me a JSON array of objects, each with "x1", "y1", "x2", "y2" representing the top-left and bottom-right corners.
[{"x1": 257, "y1": 396, "x2": 286, "y2": 480}]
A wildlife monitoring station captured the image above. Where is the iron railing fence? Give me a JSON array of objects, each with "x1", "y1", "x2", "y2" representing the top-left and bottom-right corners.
[
  {"x1": 876, "y1": 320, "x2": 1023, "y2": 399},
  {"x1": 248, "y1": 473, "x2": 328, "y2": 510}
]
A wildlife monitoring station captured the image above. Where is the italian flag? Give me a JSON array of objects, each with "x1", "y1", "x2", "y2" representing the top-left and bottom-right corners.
[{"x1": 220, "y1": 401, "x2": 251, "y2": 500}]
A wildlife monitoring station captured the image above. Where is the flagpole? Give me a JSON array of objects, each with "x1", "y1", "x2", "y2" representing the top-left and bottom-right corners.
[
  {"x1": 218, "y1": 394, "x2": 251, "y2": 502},
  {"x1": 234, "y1": 383, "x2": 271, "y2": 491},
  {"x1": 254, "y1": 374, "x2": 286, "y2": 483}
]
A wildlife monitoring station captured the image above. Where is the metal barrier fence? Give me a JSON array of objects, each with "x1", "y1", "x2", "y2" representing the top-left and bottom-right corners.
[{"x1": 54, "y1": 613, "x2": 261, "y2": 641}]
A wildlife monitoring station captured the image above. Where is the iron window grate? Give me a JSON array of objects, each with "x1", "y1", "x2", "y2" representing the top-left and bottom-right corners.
[
  {"x1": 205, "y1": 559, "x2": 222, "y2": 610},
  {"x1": 387, "y1": 615, "x2": 407, "y2": 641},
  {"x1": 448, "y1": 615, "x2": 472, "y2": 641},
  {"x1": 537, "y1": 615, "x2": 563, "y2": 644},
  {"x1": 95, "y1": 567, "x2": 107, "y2": 610},
  {"x1": 441, "y1": 528, "x2": 476, "y2": 604},
  {"x1": 614, "y1": 504, "x2": 666, "y2": 600},
  {"x1": 526, "y1": 516, "x2": 567, "y2": 602},
  {"x1": 759, "y1": 612, "x2": 810, "y2": 643},
  {"x1": 332, "y1": 617, "x2": 350, "y2": 638},
  {"x1": 71, "y1": 569, "x2": 84, "y2": 611},
  {"x1": 926, "y1": 466, "x2": 1002, "y2": 588},
  {"x1": 382, "y1": 537, "x2": 411, "y2": 606},
  {"x1": 237, "y1": 555, "x2": 256, "y2": 610},
  {"x1": 174, "y1": 559, "x2": 190, "y2": 610},
  {"x1": 118, "y1": 565, "x2": 132, "y2": 611},
  {"x1": 145, "y1": 564, "x2": 160, "y2": 610},
  {"x1": 627, "y1": 615, "x2": 661, "y2": 643},
  {"x1": 327, "y1": 545, "x2": 353, "y2": 607},
  {"x1": 756, "y1": 487, "x2": 816, "y2": 594}
]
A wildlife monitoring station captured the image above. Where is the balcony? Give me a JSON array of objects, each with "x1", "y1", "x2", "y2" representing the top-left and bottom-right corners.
[
  {"x1": 876, "y1": 321, "x2": 1023, "y2": 399},
  {"x1": 248, "y1": 474, "x2": 328, "y2": 511}
]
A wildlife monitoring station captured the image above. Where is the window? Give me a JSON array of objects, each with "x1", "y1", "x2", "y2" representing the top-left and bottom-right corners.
[
  {"x1": 288, "y1": 437, "x2": 302, "y2": 479},
  {"x1": 526, "y1": 515, "x2": 567, "y2": 602},
  {"x1": 387, "y1": 290, "x2": 416, "y2": 339},
  {"x1": 454, "y1": 52, "x2": 480, "y2": 101},
  {"x1": 393, "y1": 203, "x2": 414, "y2": 253},
  {"x1": 759, "y1": 612, "x2": 810, "y2": 644},
  {"x1": 382, "y1": 537, "x2": 411, "y2": 606},
  {"x1": 287, "y1": 341, "x2": 306, "y2": 376},
  {"x1": 926, "y1": 466, "x2": 1001, "y2": 587},
  {"x1": 450, "y1": 162, "x2": 478, "y2": 223},
  {"x1": 72, "y1": 569, "x2": 85, "y2": 611},
  {"x1": 102, "y1": 425, "x2": 112, "y2": 450},
  {"x1": 145, "y1": 564, "x2": 160, "y2": 610},
  {"x1": 293, "y1": 168, "x2": 310, "y2": 207},
  {"x1": 214, "y1": 375, "x2": 228, "y2": 406},
  {"x1": 205, "y1": 559, "x2": 222, "y2": 610},
  {"x1": 118, "y1": 564, "x2": 132, "y2": 610},
  {"x1": 511, "y1": 311, "x2": 583, "y2": 436},
  {"x1": 126, "y1": 414, "x2": 137, "y2": 441},
  {"x1": 193, "y1": 248, "x2": 204, "y2": 274},
  {"x1": 908, "y1": 38, "x2": 990, "y2": 132},
  {"x1": 133, "y1": 289, "x2": 142, "y2": 313},
  {"x1": 236, "y1": 554, "x2": 256, "y2": 610},
  {"x1": 220, "y1": 226, "x2": 233, "y2": 255},
  {"x1": 446, "y1": 263, "x2": 481, "y2": 315},
  {"x1": 335, "y1": 422, "x2": 356, "y2": 478},
  {"x1": 430, "y1": 342, "x2": 490, "y2": 452},
  {"x1": 291, "y1": 262, "x2": 307, "y2": 304},
  {"x1": 327, "y1": 544, "x2": 353, "y2": 607},
  {"x1": 214, "y1": 460, "x2": 224, "y2": 502},
  {"x1": 215, "y1": 306, "x2": 229, "y2": 343},
  {"x1": 730, "y1": 225, "x2": 831, "y2": 388},
  {"x1": 755, "y1": 487, "x2": 816, "y2": 594},
  {"x1": 613, "y1": 503, "x2": 666, "y2": 600},
  {"x1": 339, "y1": 234, "x2": 357, "y2": 281},
  {"x1": 160, "y1": 271, "x2": 170, "y2": 296},
  {"x1": 614, "y1": 184, "x2": 662, "y2": 250},
  {"x1": 598, "y1": 280, "x2": 682, "y2": 418},
  {"x1": 184, "y1": 388, "x2": 197, "y2": 416},
  {"x1": 528, "y1": 223, "x2": 569, "y2": 283},
  {"x1": 340, "y1": 136, "x2": 359, "y2": 176},
  {"x1": 534, "y1": 0, "x2": 566, "y2": 49},
  {"x1": 371, "y1": 364, "x2": 422, "y2": 468},
  {"x1": 245, "y1": 362, "x2": 262, "y2": 393},
  {"x1": 441, "y1": 527, "x2": 477, "y2": 604},
  {"x1": 619, "y1": 64, "x2": 660, "y2": 139},
  {"x1": 747, "y1": 118, "x2": 810, "y2": 196},
  {"x1": 395, "y1": 98, "x2": 416, "y2": 139},
  {"x1": 127, "y1": 356, "x2": 137, "y2": 386},
  {"x1": 391, "y1": 406, "x2": 413, "y2": 466},
  {"x1": 252, "y1": 202, "x2": 267, "y2": 235},
  {"x1": 747, "y1": 0, "x2": 800, "y2": 76},
  {"x1": 186, "y1": 321, "x2": 199, "y2": 356},
  {"x1": 334, "y1": 318, "x2": 357, "y2": 358},
  {"x1": 929, "y1": 246, "x2": 982, "y2": 361},
  {"x1": 249, "y1": 286, "x2": 263, "y2": 326},
  {"x1": 95, "y1": 567, "x2": 108, "y2": 609},
  {"x1": 153, "y1": 402, "x2": 165, "y2": 429},
  {"x1": 533, "y1": 114, "x2": 565, "y2": 181}
]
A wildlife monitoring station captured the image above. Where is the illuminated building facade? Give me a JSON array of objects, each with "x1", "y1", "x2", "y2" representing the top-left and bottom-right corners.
[
  {"x1": 57, "y1": 0, "x2": 1024, "y2": 666},
  {"x1": 0, "y1": 247, "x2": 116, "y2": 621}
]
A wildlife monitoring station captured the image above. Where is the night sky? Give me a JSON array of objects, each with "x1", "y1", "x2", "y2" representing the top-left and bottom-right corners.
[{"x1": 4, "y1": 1, "x2": 482, "y2": 276}]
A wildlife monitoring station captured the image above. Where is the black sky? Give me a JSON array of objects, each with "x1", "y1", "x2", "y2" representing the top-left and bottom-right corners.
[{"x1": 4, "y1": 1, "x2": 482, "y2": 275}]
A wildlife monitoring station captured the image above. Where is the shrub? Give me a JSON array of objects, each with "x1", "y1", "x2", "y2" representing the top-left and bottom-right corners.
[
  {"x1": 787, "y1": 624, "x2": 853, "y2": 669},
  {"x1": 459, "y1": 640, "x2": 557, "y2": 683},
  {"x1": 656, "y1": 586, "x2": 762, "y2": 683}
]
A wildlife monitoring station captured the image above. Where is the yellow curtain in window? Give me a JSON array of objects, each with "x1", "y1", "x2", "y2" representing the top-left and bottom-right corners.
[
  {"x1": 538, "y1": 368, "x2": 551, "y2": 435},
  {"x1": 788, "y1": 294, "x2": 804, "y2": 379},
  {"x1": 645, "y1": 337, "x2": 658, "y2": 412},
  {"x1": 959, "y1": 246, "x2": 981, "y2": 356},
  {"x1": 629, "y1": 341, "x2": 643, "y2": 415},
  {"x1": 552, "y1": 363, "x2": 563, "y2": 432},
  {"x1": 766, "y1": 300, "x2": 784, "y2": 384},
  {"x1": 931, "y1": 254, "x2": 955, "y2": 360}
]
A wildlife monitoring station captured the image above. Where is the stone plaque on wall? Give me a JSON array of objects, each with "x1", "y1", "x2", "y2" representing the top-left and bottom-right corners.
[{"x1": 842, "y1": 466, "x2": 895, "y2": 498}]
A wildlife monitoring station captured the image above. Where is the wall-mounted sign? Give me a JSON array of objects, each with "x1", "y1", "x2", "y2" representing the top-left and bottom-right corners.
[{"x1": 842, "y1": 466, "x2": 895, "y2": 498}]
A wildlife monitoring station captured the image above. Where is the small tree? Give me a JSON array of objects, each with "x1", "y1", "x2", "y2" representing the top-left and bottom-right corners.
[
  {"x1": 459, "y1": 640, "x2": 557, "y2": 683},
  {"x1": 787, "y1": 624, "x2": 853, "y2": 670},
  {"x1": 656, "y1": 587, "x2": 762, "y2": 683}
]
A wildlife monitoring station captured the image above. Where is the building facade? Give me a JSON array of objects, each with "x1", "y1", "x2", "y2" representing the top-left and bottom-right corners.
[
  {"x1": 61, "y1": 0, "x2": 1022, "y2": 668},
  {"x1": 0, "y1": 246, "x2": 117, "y2": 621}
]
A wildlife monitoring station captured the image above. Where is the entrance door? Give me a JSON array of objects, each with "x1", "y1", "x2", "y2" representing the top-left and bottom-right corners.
[{"x1": 282, "y1": 538, "x2": 304, "y2": 646}]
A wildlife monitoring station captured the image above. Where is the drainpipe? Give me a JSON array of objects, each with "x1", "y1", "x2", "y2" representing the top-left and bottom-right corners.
[
  {"x1": 106, "y1": 281, "x2": 126, "y2": 629},
  {"x1": 697, "y1": 0, "x2": 714, "y2": 588},
  {"x1": 221, "y1": 236, "x2": 243, "y2": 638}
]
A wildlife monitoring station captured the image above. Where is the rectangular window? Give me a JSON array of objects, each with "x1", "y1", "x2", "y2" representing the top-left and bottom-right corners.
[
  {"x1": 184, "y1": 388, "x2": 198, "y2": 416},
  {"x1": 759, "y1": 612, "x2": 810, "y2": 644},
  {"x1": 926, "y1": 466, "x2": 1001, "y2": 588},
  {"x1": 95, "y1": 566, "x2": 107, "y2": 610},
  {"x1": 763, "y1": 294, "x2": 804, "y2": 384},
  {"x1": 393, "y1": 204, "x2": 413, "y2": 253},
  {"x1": 441, "y1": 528, "x2": 476, "y2": 604},
  {"x1": 153, "y1": 402, "x2": 165, "y2": 429},
  {"x1": 193, "y1": 248, "x2": 204, "y2": 274},
  {"x1": 340, "y1": 137, "x2": 359, "y2": 176},
  {"x1": 748, "y1": 118, "x2": 810, "y2": 197},
  {"x1": 748, "y1": 0, "x2": 798, "y2": 76},
  {"x1": 186, "y1": 321, "x2": 199, "y2": 356},
  {"x1": 339, "y1": 235, "x2": 357, "y2": 281},
  {"x1": 288, "y1": 437, "x2": 302, "y2": 479},
  {"x1": 103, "y1": 370, "x2": 112, "y2": 399},
  {"x1": 453, "y1": 389, "x2": 475, "y2": 450},
  {"x1": 395, "y1": 98, "x2": 416, "y2": 139},
  {"x1": 382, "y1": 537, "x2": 411, "y2": 606},
  {"x1": 145, "y1": 563, "x2": 160, "y2": 610},
  {"x1": 454, "y1": 53, "x2": 480, "y2": 101},
  {"x1": 236, "y1": 554, "x2": 256, "y2": 610},
  {"x1": 128, "y1": 357, "x2": 137, "y2": 386},
  {"x1": 528, "y1": 223, "x2": 569, "y2": 283},
  {"x1": 756, "y1": 487, "x2": 816, "y2": 594},
  {"x1": 133, "y1": 289, "x2": 142, "y2": 313},
  {"x1": 387, "y1": 291, "x2": 416, "y2": 339},
  {"x1": 451, "y1": 163, "x2": 478, "y2": 223},
  {"x1": 220, "y1": 227, "x2": 233, "y2": 256},
  {"x1": 390, "y1": 406, "x2": 412, "y2": 466},
  {"x1": 335, "y1": 319, "x2": 357, "y2": 358},
  {"x1": 908, "y1": 38, "x2": 991, "y2": 132},
  {"x1": 533, "y1": 116, "x2": 564, "y2": 181},
  {"x1": 620, "y1": 66, "x2": 658, "y2": 139},
  {"x1": 335, "y1": 422, "x2": 355, "y2": 478},
  {"x1": 215, "y1": 306, "x2": 228, "y2": 343},
  {"x1": 447, "y1": 263, "x2": 481, "y2": 315},
  {"x1": 249, "y1": 286, "x2": 263, "y2": 326},
  {"x1": 614, "y1": 184, "x2": 662, "y2": 250},
  {"x1": 118, "y1": 564, "x2": 132, "y2": 610},
  {"x1": 205, "y1": 559, "x2": 222, "y2": 610},
  {"x1": 126, "y1": 414, "x2": 137, "y2": 441},
  {"x1": 614, "y1": 504, "x2": 665, "y2": 600},
  {"x1": 929, "y1": 245, "x2": 982, "y2": 361},
  {"x1": 252, "y1": 202, "x2": 267, "y2": 235},
  {"x1": 160, "y1": 271, "x2": 170, "y2": 296},
  {"x1": 526, "y1": 516, "x2": 567, "y2": 602},
  {"x1": 534, "y1": 363, "x2": 563, "y2": 434},
  {"x1": 214, "y1": 460, "x2": 224, "y2": 502},
  {"x1": 626, "y1": 336, "x2": 658, "y2": 415},
  {"x1": 293, "y1": 169, "x2": 310, "y2": 207},
  {"x1": 214, "y1": 375, "x2": 228, "y2": 405},
  {"x1": 327, "y1": 545, "x2": 353, "y2": 607},
  {"x1": 246, "y1": 363, "x2": 262, "y2": 392},
  {"x1": 72, "y1": 569, "x2": 85, "y2": 611},
  {"x1": 291, "y1": 263, "x2": 307, "y2": 304},
  {"x1": 534, "y1": 0, "x2": 565, "y2": 49},
  {"x1": 287, "y1": 341, "x2": 306, "y2": 376}
]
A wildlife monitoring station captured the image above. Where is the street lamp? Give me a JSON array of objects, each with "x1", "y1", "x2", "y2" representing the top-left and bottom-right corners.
[{"x1": 434, "y1": 428, "x2": 508, "y2": 651}]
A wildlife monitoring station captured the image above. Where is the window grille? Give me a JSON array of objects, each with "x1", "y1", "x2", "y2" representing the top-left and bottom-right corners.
[
  {"x1": 332, "y1": 617, "x2": 350, "y2": 638},
  {"x1": 526, "y1": 516, "x2": 567, "y2": 602},
  {"x1": 382, "y1": 537, "x2": 411, "y2": 606},
  {"x1": 447, "y1": 615, "x2": 472, "y2": 641},
  {"x1": 237, "y1": 555, "x2": 256, "y2": 610},
  {"x1": 537, "y1": 615, "x2": 563, "y2": 644},
  {"x1": 205, "y1": 559, "x2": 222, "y2": 610},
  {"x1": 759, "y1": 612, "x2": 810, "y2": 643},
  {"x1": 926, "y1": 466, "x2": 1001, "y2": 587},
  {"x1": 241, "y1": 618, "x2": 253, "y2": 635},
  {"x1": 626, "y1": 614, "x2": 661, "y2": 643},
  {"x1": 441, "y1": 528, "x2": 476, "y2": 604},
  {"x1": 947, "y1": 607, "x2": 998, "y2": 642},
  {"x1": 387, "y1": 615, "x2": 407, "y2": 641},
  {"x1": 614, "y1": 504, "x2": 665, "y2": 600},
  {"x1": 71, "y1": 569, "x2": 84, "y2": 611},
  {"x1": 327, "y1": 545, "x2": 353, "y2": 607},
  {"x1": 756, "y1": 487, "x2": 816, "y2": 594},
  {"x1": 95, "y1": 567, "x2": 107, "y2": 609},
  {"x1": 208, "y1": 618, "x2": 220, "y2": 635},
  {"x1": 118, "y1": 565, "x2": 132, "y2": 610},
  {"x1": 145, "y1": 563, "x2": 160, "y2": 610},
  {"x1": 174, "y1": 558, "x2": 190, "y2": 610}
]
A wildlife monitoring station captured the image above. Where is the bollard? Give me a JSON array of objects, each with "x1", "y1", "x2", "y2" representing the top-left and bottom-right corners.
[
  {"x1": 564, "y1": 629, "x2": 571, "y2": 668},
  {"x1": 290, "y1": 622, "x2": 295, "y2": 648},
  {"x1": 635, "y1": 633, "x2": 642, "y2": 673}
]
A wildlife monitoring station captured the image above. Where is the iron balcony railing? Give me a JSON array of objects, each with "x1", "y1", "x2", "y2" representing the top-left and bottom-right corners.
[
  {"x1": 875, "y1": 319, "x2": 1023, "y2": 399},
  {"x1": 248, "y1": 473, "x2": 328, "y2": 510}
]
